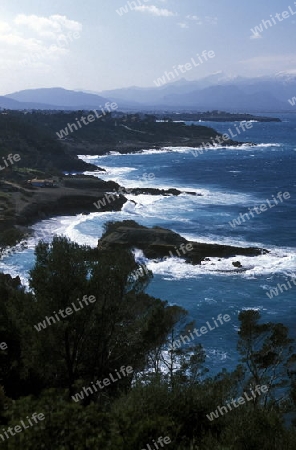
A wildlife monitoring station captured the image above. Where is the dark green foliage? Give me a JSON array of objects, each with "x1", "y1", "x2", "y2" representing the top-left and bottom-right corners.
[
  {"x1": 0, "y1": 389, "x2": 111, "y2": 449},
  {"x1": 0, "y1": 110, "x2": 224, "y2": 159},
  {"x1": 24, "y1": 236, "x2": 180, "y2": 397},
  {"x1": 237, "y1": 309, "x2": 295, "y2": 409},
  {"x1": 0, "y1": 229, "x2": 24, "y2": 250},
  {"x1": 0, "y1": 111, "x2": 93, "y2": 173},
  {"x1": 0, "y1": 236, "x2": 296, "y2": 449}
]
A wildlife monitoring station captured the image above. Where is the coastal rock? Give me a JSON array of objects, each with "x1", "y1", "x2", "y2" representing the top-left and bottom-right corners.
[
  {"x1": 97, "y1": 221, "x2": 269, "y2": 265},
  {"x1": 17, "y1": 194, "x2": 127, "y2": 226},
  {"x1": 232, "y1": 261, "x2": 242, "y2": 268},
  {"x1": 127, "y1": 188, "x2": 201, "y2": 196}
]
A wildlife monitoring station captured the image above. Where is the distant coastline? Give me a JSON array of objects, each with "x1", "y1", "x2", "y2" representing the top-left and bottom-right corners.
[{"x1": 155, "y1": 111, "x2": 281, "y2": 123}]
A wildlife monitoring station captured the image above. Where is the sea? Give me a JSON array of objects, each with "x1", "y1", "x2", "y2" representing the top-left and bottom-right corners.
[{"x1": 1, "y1": 113, "x2": 295, "y2": 374}]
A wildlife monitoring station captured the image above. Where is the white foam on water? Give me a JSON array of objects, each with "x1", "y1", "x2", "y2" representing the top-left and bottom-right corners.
[
  {"x1": 79, "y1": 143, "x2": 282, "y2": 162},
  {"x1": 83, "y1": 166, "x2": 137, "y2": 178},
  {"x1": 126, "y1": 194, "x2": 168, "y2": 205},
  {"x1": 255, "y1": 143, "x2": 282, "y2": 147},
  {"x1": 206, "y1": 348, "x2": 230, "y2": 362},
  {"x1": 0, "y1": 215, "x2": 101, "y2": 285},
  {"x1": 137, "y1": 143, "x2": 283, "y2": 155},
  {"x1": 77, "y1": 154, "x2": 100, "y2": 159},
  {"x1": 0, "y1": 212, "x2": 294, "y2": 284},
  {"x1": 240, "y1": 306, "x2": 267, "y2": 311},
  {"x1": 58, "y1": 215, "x2": 99, "y2": 247},
  {"x1": 119, "y1": 191, "x2": 257, "y2": 220},
  {"x1": 81, "y1": 161, "x2": 264, "y2": 209},
  {"x1": 78, "y1": 144, "x2": 284, "y2": 184},
  {"x1": 130, "y1": 244, "x2": 296, "y2": 280},
  {"x1": 0, "y1": 260, "x2": 29, "y2": 287},
  {"x1": 79, "y1": 153, "x2": 121, "y2": 160},
  {"x1": 180, "y1": 189, "x2": 255, "y2": 205}
]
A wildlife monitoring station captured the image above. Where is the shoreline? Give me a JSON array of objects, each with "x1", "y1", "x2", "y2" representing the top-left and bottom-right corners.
[
  {"x1": 0, "y1": 110, "x2": 255, "y2": 252},
  {"x1": 0, "y1": 184, "x2": 269, "y2": 277},
  {"x1": 0, "y1": 175, "x2": 204, "y2": 254},
  {"x1": 0, "y1": 139, "x2": 259, "y2": 261},
  {"x1": 64, "y1": 139, "x2": 254, "y2": 157}
]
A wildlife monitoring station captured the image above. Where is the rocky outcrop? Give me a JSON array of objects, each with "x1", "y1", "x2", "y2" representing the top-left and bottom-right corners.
[
  {"x1": 127, "y1": 188, "x2": 201, "y2": 196},
  {"x1": 16, "y1": 192, "x2": 127, "y2": 226},
  {"x1": 97, "y1": 221, "x2": 268, "y2": 265}
]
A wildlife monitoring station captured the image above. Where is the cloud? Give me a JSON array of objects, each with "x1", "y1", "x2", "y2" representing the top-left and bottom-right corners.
[
  {"x1": 178, "y1": 23, "x2": 189, "y2": 29},
  {"x1": 186, "y1": 15, "x2": 202, "y2": 25},
  {"x1": 0, "y1": 14, "x2": 82, "y2": 71},
  {"x1": 134, "y1": 5, "x2": 177, "y2": 16},
  {"x1": 0, "y1": 22, "x2": 11, "y2": 34},
  {"x1": 205, "y1": 16, "x2": 218, "y2": 25},
  {"x1": 278, "y1": 69, "x2": 296, "y2": 74},
  {"x1": 237, "y1": 54, "x2": 296, "y2": 74},
  {"x1": 250, "y1": 32, "x2": 262, "y2": 40},
  {"x1": 14, "y1": 14, "x2": 82, "y2": 39},
  {"x1": 240, "y1": 54, "x2": 296, "y2": 65},
  {"x1": 0, "y1": 33, "x2": 42, "y2": 51},
  {"x1": 185, "y1": 15, "x2": 218, "y2": 26}
]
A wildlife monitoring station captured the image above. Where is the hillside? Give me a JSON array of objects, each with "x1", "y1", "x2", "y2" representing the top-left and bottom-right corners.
[
  {"x1": 0, "y1": 112, "x2": 99, "y2": 172},
  {"x1": 17, "y1": 111, "x2": 241, "y2": 155},
  {"x1": 0, "y1": 112, "x2": 104, "y2": 248}
]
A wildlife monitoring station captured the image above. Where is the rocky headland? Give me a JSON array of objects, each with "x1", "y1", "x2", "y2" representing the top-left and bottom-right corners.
[
  {"x1": 97, "y1": 220, "x2": 268, "y2": 265},
  {"x1": 155, "y1": 111, "x2": 281, "y2": 123}
]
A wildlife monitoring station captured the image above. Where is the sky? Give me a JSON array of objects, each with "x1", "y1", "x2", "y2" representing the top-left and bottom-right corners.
[{"x1": 0, "y1": 0, "x2": 296, "y2": 95}]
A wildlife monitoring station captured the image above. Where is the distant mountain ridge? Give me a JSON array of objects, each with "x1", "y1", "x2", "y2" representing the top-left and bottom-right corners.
[
  {"x1": 5, "y1": 87, "x2": 110, "y2": 108},
  {"x1": 98, "y1": 72, "x2": 296, "y2": 111},
  {"x1": 3, "y1": 88, "x2": 115, "y2": 111},
  {"x1": 0, "y1": 95, "x2": 56, "y2": 110},
  {"x1": 2, "y1": 73, "x2": 296, "y2": 112}
]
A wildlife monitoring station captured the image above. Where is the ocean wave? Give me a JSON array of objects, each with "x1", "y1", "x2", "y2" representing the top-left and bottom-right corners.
[
  {"x1": 79, "y1": 152, "x2": 122, "y2": 160},
  {"x1": 138, "y1": 142, "x2": 282, "y2": 154},
  {"x1": 0, "y1": 210, "x2": 295, "y2": 284},
  {"x1": 255, "y1": 143, "x2": 282, "y2": 147},
  {"x1": 123, "y1": 189, "x2": 256, "y2": 211},
  {"x1": 77, "y1": 154, "x2": 100, "y2": 159},
  {"x1": 190, "y1": 143, "x2": 282, "y2": 152},
  {"x1": 137, "y1": 245, "x2": 296, "y2": 280},
  {"x1": 78, "y1": 142, "x2": 283, "y2": 164},
  {"x1": 79, "y1": 144, "x2": 258, "y2": 159},
  {"x1": 118, "y1": 142, "x2": 283, "y2": 156},
  {"x1": 83, "y1": 166, "x2": 137, "y2": 177}
]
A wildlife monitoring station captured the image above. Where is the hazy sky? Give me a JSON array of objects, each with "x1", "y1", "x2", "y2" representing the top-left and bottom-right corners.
[{"x1": 0, "y1": 0, "x2": 296, "y2": 94}]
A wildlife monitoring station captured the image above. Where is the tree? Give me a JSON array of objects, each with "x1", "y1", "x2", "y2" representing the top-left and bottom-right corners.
[
  {"x1": 23, "y1": 236, "x2": 182, "y2": 400},
  {"x1": 160, "y1": 321, "x2": 207, "y2": 390},
  {"x1": 237, "y1": 309, "x2": 295, "y2": 409}
]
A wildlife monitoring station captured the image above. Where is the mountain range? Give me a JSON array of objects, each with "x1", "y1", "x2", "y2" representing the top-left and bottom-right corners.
[{"x1": 1, "y1": 72, "x2": 296, "y2": 112}]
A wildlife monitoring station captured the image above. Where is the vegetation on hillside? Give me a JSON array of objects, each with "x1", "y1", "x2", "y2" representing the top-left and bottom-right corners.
[
  {"x1": 0, "y1": 112, "x2": 96, "y2": 174},
  {"x1": 1, "y1": 110, "x2": 235, "y2": 156}
]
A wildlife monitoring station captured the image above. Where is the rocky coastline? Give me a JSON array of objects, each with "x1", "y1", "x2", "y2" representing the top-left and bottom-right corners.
[
  {"x1": 97, "y1": 220, "x2": 269, "y2": 266},
  {"x1": 0, "y1": 112, "x2": 261, "y2": 260},
  {"x1": 0, "y1": 177, "x2": 270, "y2": 270}
]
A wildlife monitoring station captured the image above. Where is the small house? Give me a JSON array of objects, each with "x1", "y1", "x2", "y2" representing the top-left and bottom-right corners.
[{"x1": 28, "y1": 179, "x2": 55, "y2": 188}]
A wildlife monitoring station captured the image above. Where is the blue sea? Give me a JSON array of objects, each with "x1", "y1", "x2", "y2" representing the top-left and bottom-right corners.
[{"x1": 1, "y1": 114, "x2": 295, "y2": 374}]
